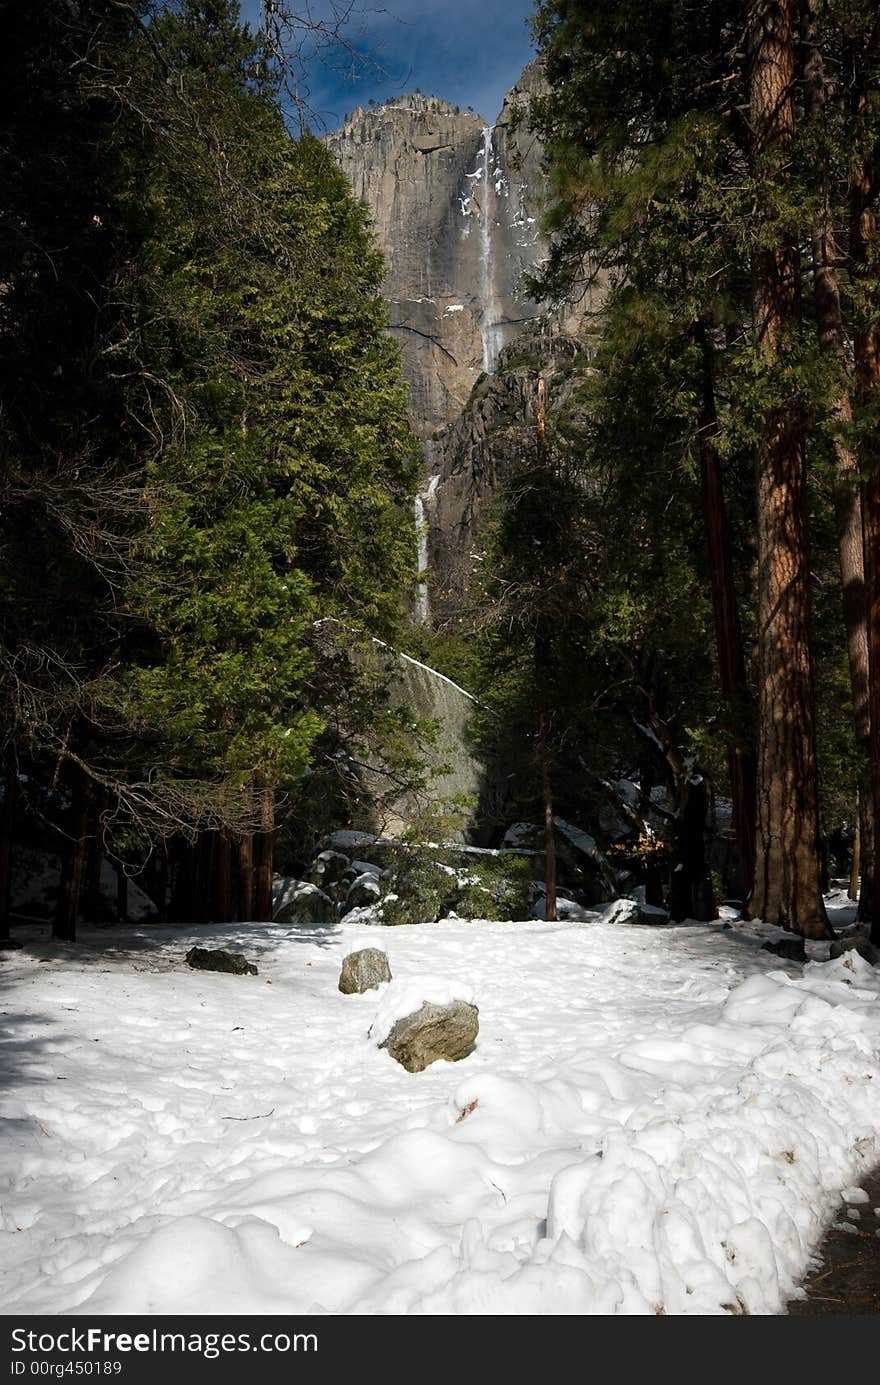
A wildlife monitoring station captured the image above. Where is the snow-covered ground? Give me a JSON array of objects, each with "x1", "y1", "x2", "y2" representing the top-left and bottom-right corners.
[{"x1": 1, "y1": 900, "x2": 879, "y2": 1316}]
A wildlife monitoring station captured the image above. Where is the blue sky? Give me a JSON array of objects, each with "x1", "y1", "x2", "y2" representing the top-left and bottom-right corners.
[{"x1": 240, "y1": 1, "x2": 538, "y2": 130}]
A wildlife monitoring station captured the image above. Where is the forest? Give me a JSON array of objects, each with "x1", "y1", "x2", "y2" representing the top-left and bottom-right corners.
[
  {"x1": 1, "y1": 0, "x2": 880, "y2": 1326},
  {"x1": 1, "y1": 0, "x2": 879, "y2": 943}
]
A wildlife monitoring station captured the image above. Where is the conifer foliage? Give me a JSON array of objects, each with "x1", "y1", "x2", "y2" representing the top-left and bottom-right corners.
[
  {"x1": 0, "y1": 1, "x2": 418, "y2": 934},
  {"x1": 525, "y1": 0, "x2": 879, "y2": 936}
]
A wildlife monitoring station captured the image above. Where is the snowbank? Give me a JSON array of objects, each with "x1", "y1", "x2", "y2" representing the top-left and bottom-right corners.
[{"x1": 0, "y1": 912, "x2": 878, "y2": 1316}]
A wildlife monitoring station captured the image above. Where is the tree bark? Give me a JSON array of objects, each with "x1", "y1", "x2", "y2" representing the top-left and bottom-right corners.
[
  {"x1": 804, "y1": 17, "x2": 873, "y2": 916},
  {"x1": 115, "y1": 861, "x2": 128, "y2": 925},
  {"x1": 169, "y1": 840, "x2": 192, "y2": 922},
  {"x1": 155, "y1": 846, "x2": 169, "y2": 924},
  {"x1": 54, "y1": 768, "x2": 92, "y2": 942},
  {"x1": 669, "y1": 775, "x2": 717, "y2": 922},
  {"x1": 852, "y1": 141, "x2": 880, "y2": 944},
  {"x1": 540, "y1": 721, "x2": 557, "y2": 922},
  {"x1": 193, "y1": 833, "x2": 214, "y2": 923},
  {"x1": 215, "y1": 831, "x2": 233, "y2": 923},
  {"x1": 695, "y1": 322, "x2": 757, "y2": 899},
  {"x1": 850, "y1": 814, "x2": 861, "y2": 901},
  {"x1": 237, "y1": 785, "x2": 255, "y2": 922},
  {"x1": 0, "y1": 744, "x2": 16, "y2": 943},
  {"x1": 237, "y1": 831, "x2": 254, "y2": 922},
  {"x1": 747, "y1": 0, "x2": 829, "y2": 936},
  {"x1": 254, "y1": 788, "x2": 275, "y2": 923},
  {"x1": 82, "y1": 789, "x2": 107, "y2": 925}
]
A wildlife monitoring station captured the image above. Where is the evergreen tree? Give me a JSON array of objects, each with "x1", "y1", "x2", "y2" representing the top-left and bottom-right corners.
[
  {"x1": 0, "y1": 1, "x2": 420, "y2": 933},
  {"x1": 529, "y1": 0, "x2": 880, "y2": 933}
]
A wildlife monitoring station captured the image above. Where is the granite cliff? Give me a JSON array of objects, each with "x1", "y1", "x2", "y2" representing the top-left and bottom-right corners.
[{"x1": 328, "y1": 63, "x2": 603, "y2": 624}]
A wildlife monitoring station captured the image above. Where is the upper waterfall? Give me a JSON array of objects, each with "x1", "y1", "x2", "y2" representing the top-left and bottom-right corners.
[{"x1": 478, "y1": 126, "x2": 502, "y2": 375}]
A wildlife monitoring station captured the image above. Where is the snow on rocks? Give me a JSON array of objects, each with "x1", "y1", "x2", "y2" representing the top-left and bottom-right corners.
[
  {"x1": 841, "y1": 1186, "x2": 870, "y2": 1205},
  {"x1": 829, "y1": 935, "x2": 880, "y2": 966},
  {"x1": 602, "y1": 898, "x2": 670, "y2": 926},
  {"x1": 367, "y1": 974, "x2": 477, "y2": 1046},
  {"x1": 0, "y1": 914, "x2": 878, "y2": 1315},
  {"x1": 343, "y1": 873, "x2": 382, "y2": 913},
  {"x1": 273, "y1": 882, "x2": 336, "y2": 925}
]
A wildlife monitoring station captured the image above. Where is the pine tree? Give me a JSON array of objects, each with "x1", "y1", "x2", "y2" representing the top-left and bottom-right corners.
[
  {"x1": 1, "y1": 1, "x2": 420, "y2": 933},
  {"x1": 528, "y1": 0, "x2": 880, "y2": 933}
]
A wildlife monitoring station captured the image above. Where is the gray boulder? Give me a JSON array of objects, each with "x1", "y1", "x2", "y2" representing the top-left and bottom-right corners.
[
  {"x1": 275, "y1": 883, "x2": 337, "y2": 925},
  {"x1": 603, "y1": 898, "x2": 670, "y2": 926},
  {"x1": 762, "y1": 937, "x2": 806, "y2": 962},
  {"x1": 185, "y1": 947, "x2": 257, "y2": 976},
  {"x1": 382, "y1": 1000, "x2": 479, "y2": 1073},
  {"x1": 344, "y1": 872, "x2": 382, "y2": 912},
  {"x1": 339, "y1": 948, "x2": 392, "y2": 995},
  {"x1": 307, "y1": 850, "x2": 351, "y2": 895},
  {"x1": 829, "y1": 936, "x2": 879, "y2": 966}
]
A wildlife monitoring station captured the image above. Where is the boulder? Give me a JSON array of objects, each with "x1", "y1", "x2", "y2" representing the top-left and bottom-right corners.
[
  {"x1": 603, "y1": 898, "x2": 670, "y2": 926},
  {"x1": 185, "y1": 947, "x2": 257, "y2": 976},
  {"x1": 762, "y1": 937, "x2": 806, "y2": 962},
  {"x1": 339, "y1": 948, "x2": 392, "y2": 995},
  {"x1": 307, "y1": 850, "x2": 351, "y2": 895},
  {"x1": 829, "y1": 936, "x2": 879, "y2": 966},
  {"x1": 275, "y1": 883, "x2": 337, "y2": 925},
  {"x1": 344, "y1": 872, "x2": 382, "y2": 912},
  {"x1": 502, "y1": 819, "x2": 617, "y2": 904},
  {"x1": 382, "y1": 1000, "x2": 479, "y2": 1073}
]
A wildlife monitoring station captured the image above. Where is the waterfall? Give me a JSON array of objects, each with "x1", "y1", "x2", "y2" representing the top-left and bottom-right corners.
[
  {"x1": 414, "y1": 492, "x2": 429, "y2": 626},
  {"x1": 479, "y1": 125, "x2": 502, "y2": 374}
]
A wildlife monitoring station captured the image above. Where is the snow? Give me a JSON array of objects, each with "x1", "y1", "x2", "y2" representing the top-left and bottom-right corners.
[
  {"x1": 367, "y1": 975, "x2": 477, "y2": 1045},
  {"x1": 1, "y1": 904, "x2": 879, "y2": 1316}
]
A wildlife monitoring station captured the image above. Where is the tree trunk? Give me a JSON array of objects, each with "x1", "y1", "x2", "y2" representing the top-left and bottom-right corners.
[
  {"x1": 82, "y1": 790, "x2": 107, "y2": 925},
  {"x1": 155, "y1": 846, "x2": 169, "y2": 924},
  {"x1": 54, "y1": 768, "x2": 92, "y2": 942},
  {"x1": 852, "y1": 145, "x2": 880, "y2": 944},
  {"x1": 0, "y1": 744, "x2": 17, "y2": 944},
  {"x1": 169, "y1": 840, "x2": 193, "y2": 922},
  {"x1": 695, "y1": 321, "x2": 757, "y2": 899},
  {"x1": 850, "y1": 813, "x2": 861, "y2": 901},
  {"x1": 215, "y1": 832, "x2": 233, "y2": 923},
  {"x1": 669, "y1": 775, "x2": 717, "y2": 923},
  {"x1": 804, "y1": 18, "x2": 873, "y2": 915},
  {"x1": 540, "y1": 721, "x2": 557, "y2": 922},
  {"x1": 237, "y1": 830, "x2": 254, "y2": 922},
  {"x1": 237, "y1": 785, "x2": 255, "y2": 922},
  {"x1": 193, "y1": 833, "x2": 214, "y2": 923},
  {"x1": 254, "y1": 788, "x2": 275, "y2": 923},
  {"x1": 115, "y1": 861, "x2": 128, "y2": 925},
  {"x1": 747, "y1": 0, "x2": 829, "y2": 936}
]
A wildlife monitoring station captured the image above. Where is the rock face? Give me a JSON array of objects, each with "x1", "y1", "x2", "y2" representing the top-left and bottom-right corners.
[
  {"x1": 185, "y1": 947, "x2": 257, "y2": 976},
  {"x1": 338, "y1": 948, "x2": 392, "y2": 994},
  {"x1": 382, "y1": 1000, "x2": 479, "y2": 1072},
  {"x1": 328, "y1": 66, "x2": 608, "y2": 615},
  {"x1": 327, "y1": 66, "x2": 547, "y2": 466},
  {"x1": 329, "y1": 627, "x2": 487, "y2": 839}
]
